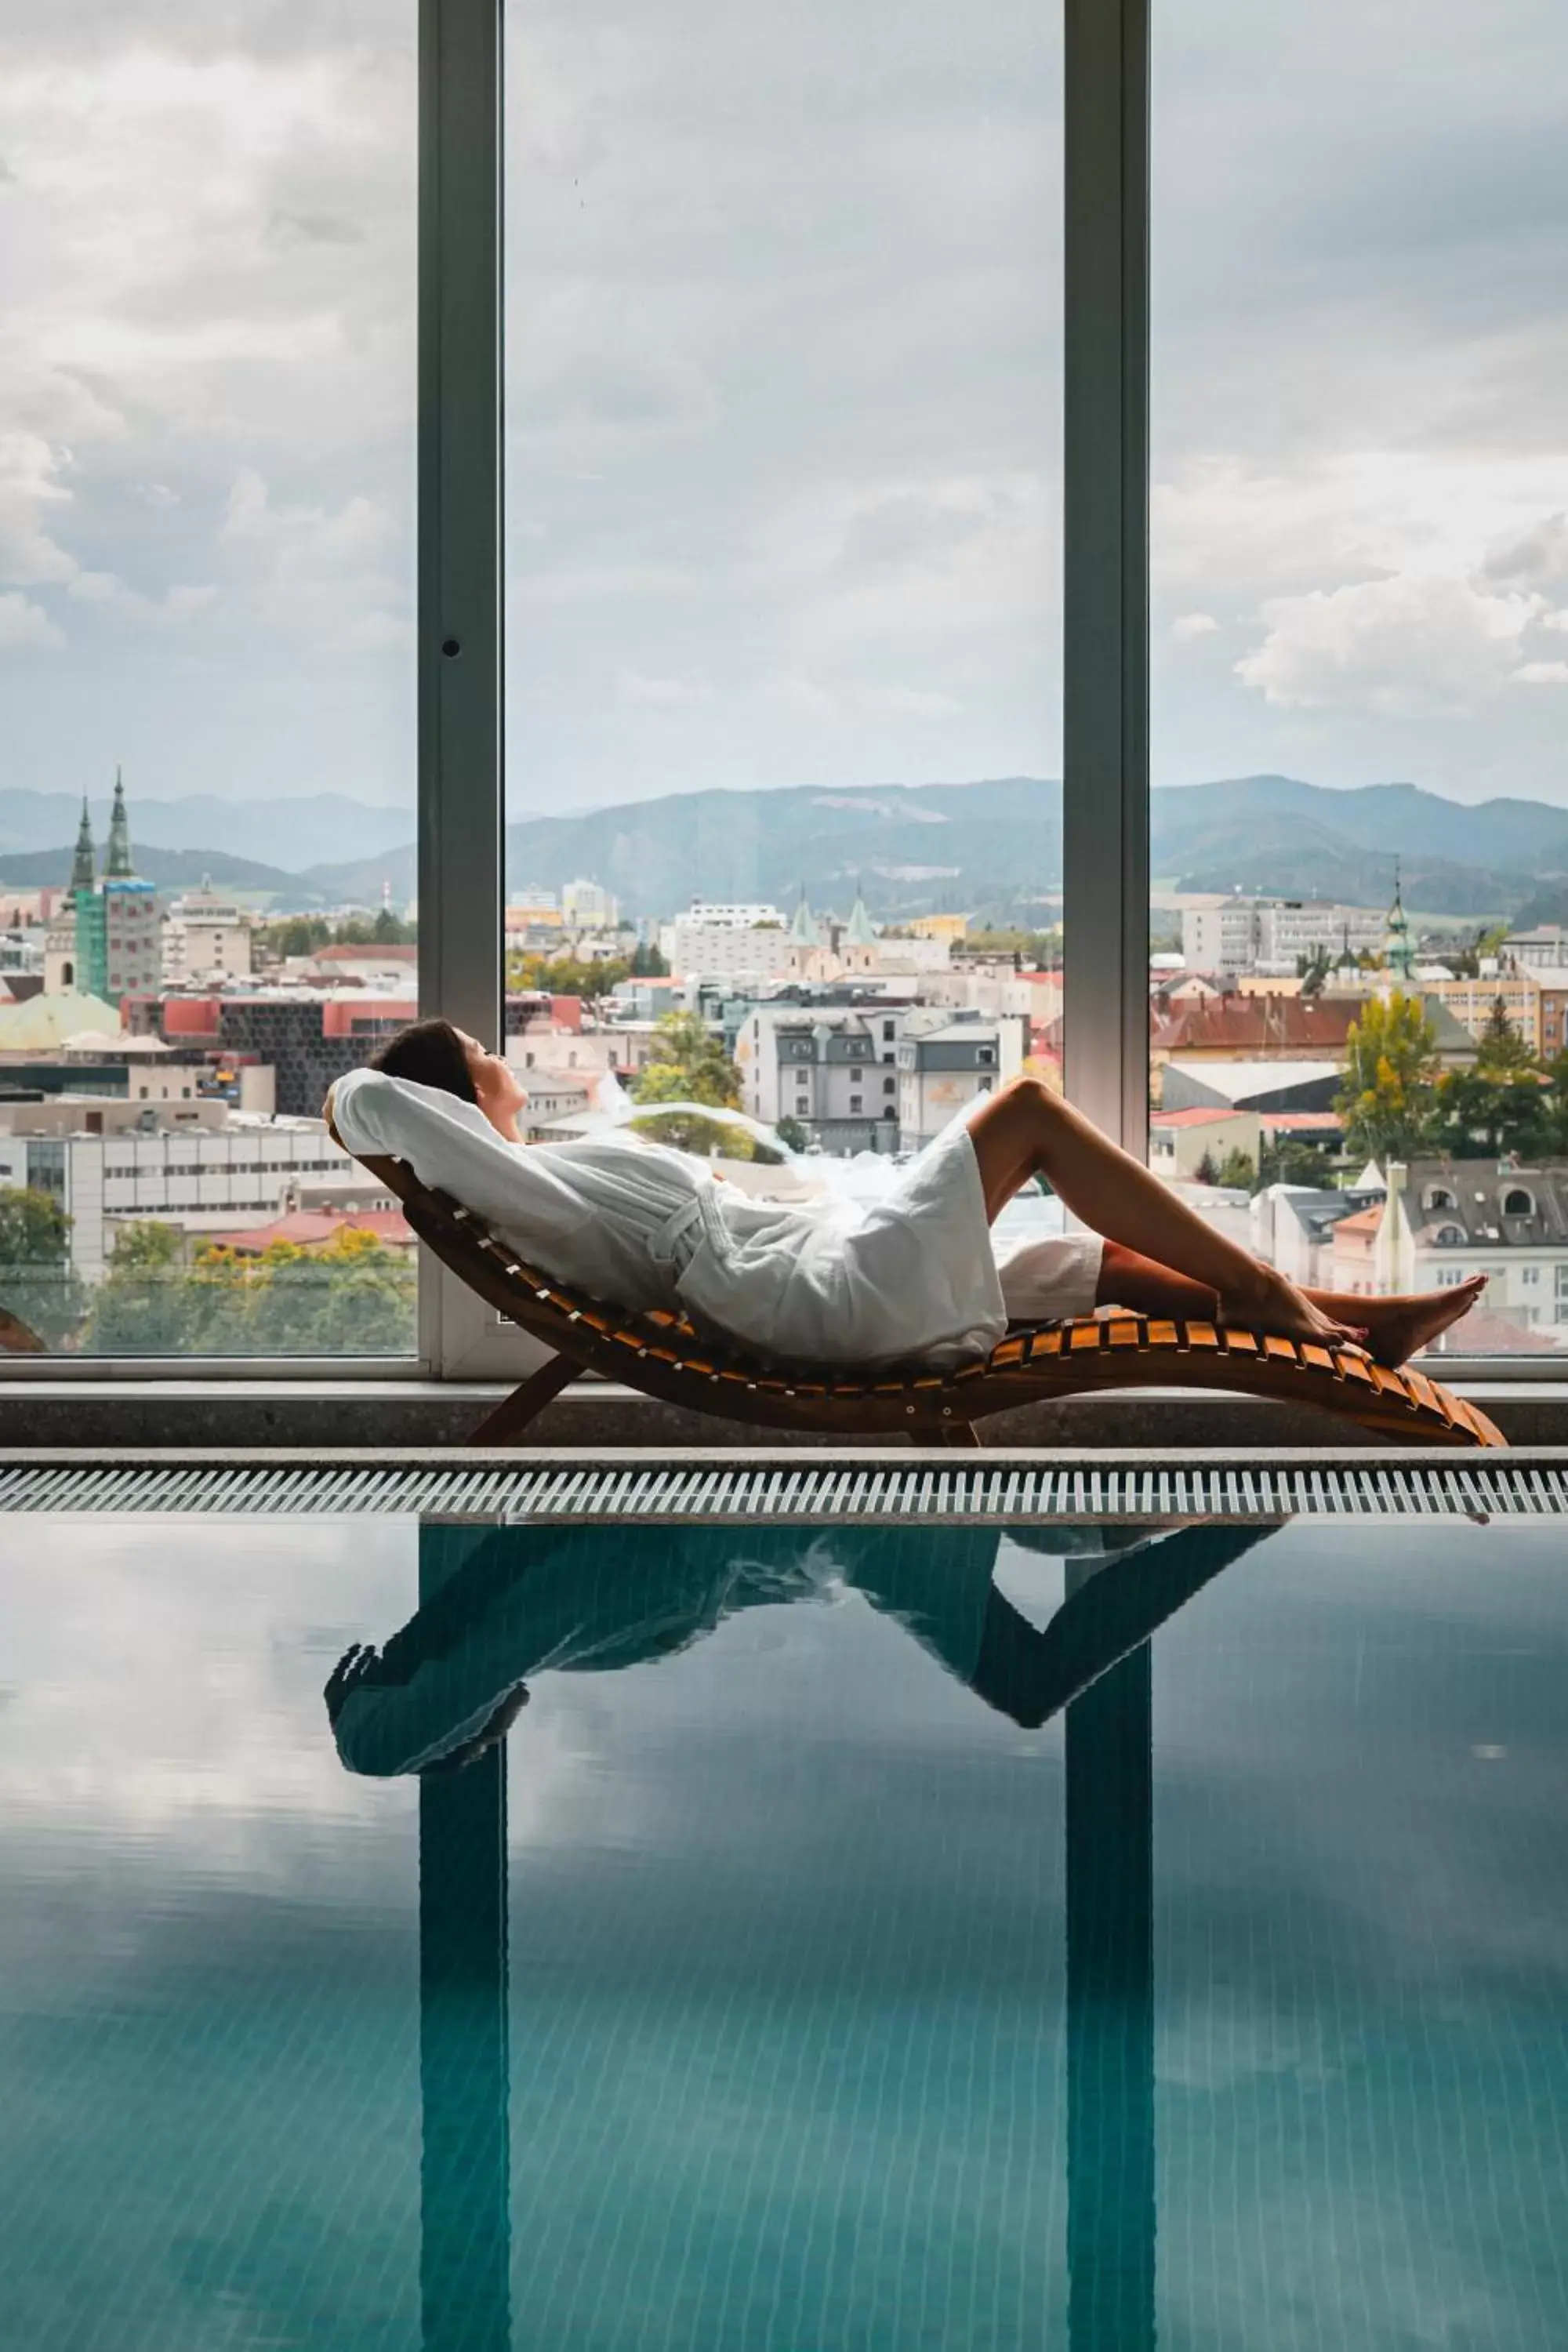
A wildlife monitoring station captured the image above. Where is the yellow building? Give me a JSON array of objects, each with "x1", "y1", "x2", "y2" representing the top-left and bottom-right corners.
[
  {"x1": 1424, "y1": 974, "x2": 1542, "y2": 1053},
  {"x1": 906, "y1": 913, "x2": 969, "y2": 943}
]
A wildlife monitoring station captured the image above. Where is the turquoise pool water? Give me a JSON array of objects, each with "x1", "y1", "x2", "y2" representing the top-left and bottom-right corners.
[{"x1": 2, "y1": 1509, "x2": 1565, "y2": 2349}]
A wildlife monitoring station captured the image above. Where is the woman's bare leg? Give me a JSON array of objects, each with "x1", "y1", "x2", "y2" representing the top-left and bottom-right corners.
[
  {"x1": 1095, "y1": 1244, "x2": 1487, "y2": 1366},
  {"x1": 968, "y1": 1078, "x2": 1365, "y2": 1347}
]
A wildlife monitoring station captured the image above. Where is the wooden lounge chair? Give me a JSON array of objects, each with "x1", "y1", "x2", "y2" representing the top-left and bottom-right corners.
[{"x1": 341, "y1": 1138, "x2": 1506, "y2": 1450}]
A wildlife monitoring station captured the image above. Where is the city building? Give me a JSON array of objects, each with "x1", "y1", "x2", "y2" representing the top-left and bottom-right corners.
[
  {"x1": 1160, "y1": 1058, "x2": 1343, "y2": 1116},
  {"x1": 126, "y1": 989, "x2": 417, "y2": 1117},
  {"x1": 1181, "y1": 897, "x2": 1388, "y2": 979},
  {"x1": 162, "y1": 878, "x2": 255, "y2": 986},
  {"x1": 1247, "y1": 1183, "x2": 1385, "y2": 1289},
  {"x1": 1423, "y1": 972, "x2": 1548, "y2": 1054},
  {"x1": 561, "y1": 878, "x2": 621, "y2": 929},
  {"x1": 1502, "y1": 924, "x2": 1568, "y2": 971},
  {"x1": 0, "y1": 1094, "x2": 356, "y2": 1281},
  {"x1": 59, "y1": 774, "x2": 163, "y2": 1003},
  {"x1": 1330, "y1": 1158, "x2": 1568, "y2": 1338},
  {"x1": 1150, "y1": 1105, "x2": 1263, "y2": 1181},
  {"x1": 896, "y1": 1011, "x2": 1022, "y2": 1150},
  {"x1": 737, "y1": 1005, "x2": 903, "y2": 1154},
  {"x1": 669, "y1": 905, "x2": 789, "y2": 994}
]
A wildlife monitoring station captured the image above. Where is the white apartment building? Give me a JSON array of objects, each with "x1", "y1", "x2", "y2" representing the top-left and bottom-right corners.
[
  {"x1": 1328, "y1": 1157, "x2": 1568, "y2": 1340},
  {"x1": 162, "y1": 881, "x2": 254, "y2": 985},
  {"x1": 896, "y1": 1011, "x2": 1024, "y2": 1150},
  {"x1": 669, "y1": 906, "x2": 792, "y2": 995},
  {"x1": 1183, "y1": 898, "x2": 1387, "y2": 978},
  {"x1": 0, "y1": 1097, "x2": 357, "y2": 1282},
  {"x1": 561, "y1": 878, "x2": 621, "y2": 929},
  {"x1": 737, "y1": 1006, "x2": 903, "y2": 1153},
  {"x1": 738, "y1": 1003, "x2": 1022, "y2": 1153}
]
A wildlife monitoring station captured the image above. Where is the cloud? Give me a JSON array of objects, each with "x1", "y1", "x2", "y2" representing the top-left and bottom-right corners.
[
  {"x1": 615, "y1": 669, "x2": 717, "y2": 708},
  {"x1": 862, "y1": 685, "x2": 962, "y2": 720},
  {"x1": 1236, "y1": 573, "x2": 1541, "y2": 715},
  {"x1": 0, "y1": 434, "x2": 78, "y2": 586},
  {"x1": 1481, "y1": 510, "x2": 1568, "y2": 590},
  {"x1": 1171, "y1": 611, "x2": 1220, "y2": 641},
  {"x1": 1512, "y1": 660, "x2": 1568, "y2": 686},
  {"x1": 0, "y1": 591, "x2": 64, "y2": 649}
]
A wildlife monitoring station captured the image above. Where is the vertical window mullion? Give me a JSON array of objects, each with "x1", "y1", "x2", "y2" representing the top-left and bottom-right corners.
[
  {"x1": 419, "y1": 0, "x2": 504, "y2": 1375},
  {"x1": 1062, "y1": 0, "x2": 1151, "y2": 1157}
]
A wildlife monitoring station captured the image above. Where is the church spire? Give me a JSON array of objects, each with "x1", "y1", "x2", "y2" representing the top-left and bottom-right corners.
[
  {"x1": 1385, "y1": 857, "x2": 1415, "y2": 985},
  {"x1": 789, "y1": 882, "x2": 815, "y2": 946},
  {"x1": 69, "y1": 796, "x2": 96, "y2": 891},
  {"x1": 844, "y1": 876, "x2": 877, "y2": 949},
  {"x1": 105, "y1": 765, "x2": 135, "y2": 880}
]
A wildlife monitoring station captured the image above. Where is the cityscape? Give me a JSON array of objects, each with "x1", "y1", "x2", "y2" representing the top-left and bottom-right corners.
[{"x1": 5, "y1": 772, "x2": 1568, "y2": 1356}]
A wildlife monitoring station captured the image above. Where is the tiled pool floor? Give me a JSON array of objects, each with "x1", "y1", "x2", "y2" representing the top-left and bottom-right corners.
[{"x1": 2, "y1": 1511, "x2": 1566, "y2": 2349}]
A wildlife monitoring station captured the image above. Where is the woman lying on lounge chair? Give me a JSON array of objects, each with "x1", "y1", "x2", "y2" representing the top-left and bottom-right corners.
[{"x1": 326, "y1": 1018, "x2": 1485, "y2": 1374}]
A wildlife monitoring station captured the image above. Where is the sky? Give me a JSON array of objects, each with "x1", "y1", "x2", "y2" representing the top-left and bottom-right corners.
[{"x1": 0, "y1": 0, "x2": 1565, "y2": 819}]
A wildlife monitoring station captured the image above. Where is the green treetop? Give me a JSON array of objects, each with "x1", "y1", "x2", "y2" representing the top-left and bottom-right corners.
[{"x1": 1334, "y1": 991, "x2": 1439, "y2": 1163}]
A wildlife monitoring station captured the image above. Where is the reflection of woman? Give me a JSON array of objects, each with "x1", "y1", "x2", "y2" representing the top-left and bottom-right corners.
[
  {"x1": 329, "y1": 1020, "x2": 1483, "y2": 1370},
  {"x1": 325, "y1": 1517, "x2": 1277, "y2": 1777}
]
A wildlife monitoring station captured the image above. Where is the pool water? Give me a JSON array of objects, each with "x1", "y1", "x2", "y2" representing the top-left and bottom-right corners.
[{"x1": 2, "y1": 1509, "x2": 1566, "y2": 2350}]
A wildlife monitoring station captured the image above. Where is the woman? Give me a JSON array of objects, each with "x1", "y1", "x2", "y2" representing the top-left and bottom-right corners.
[{"x1": 327, "y1": 1018, "x2": 1484, "y2": 1370}]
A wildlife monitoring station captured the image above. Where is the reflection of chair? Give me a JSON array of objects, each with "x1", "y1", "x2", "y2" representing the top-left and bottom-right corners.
[
  {"x1": 381, "y1": 1513, "x2": 1274, "y2": 2352},
  {"x1": 335, "y1": 1135, "x2": 1507, "y2": 1450}
]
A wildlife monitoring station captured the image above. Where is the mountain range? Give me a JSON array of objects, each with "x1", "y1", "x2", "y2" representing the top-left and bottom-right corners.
[{"x1": 5, "y1": 774, "x2": 1568, "y2": 924}]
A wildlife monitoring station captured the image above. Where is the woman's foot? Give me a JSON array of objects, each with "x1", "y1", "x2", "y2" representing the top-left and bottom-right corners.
[
  {"x1": 1355, "y1": 1274, "x2": 1489, "y2": 1367},
  {"x1": 1218, "y1": 1269, "x2": 1369, "y2": 1355}
]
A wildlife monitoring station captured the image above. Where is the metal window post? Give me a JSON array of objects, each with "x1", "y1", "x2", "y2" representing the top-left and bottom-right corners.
[
  {"x1": 1062, "y1": 0, "x2": 1151, "y2": 1158},
  {"x1": 419, "y1": 0, "x2": 505, "y2": 1375}
]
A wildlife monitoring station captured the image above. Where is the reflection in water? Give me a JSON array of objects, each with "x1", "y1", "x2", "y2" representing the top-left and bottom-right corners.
[{"x1": 328, "y1": 1515, "x2": 1275, "y2": 2351}]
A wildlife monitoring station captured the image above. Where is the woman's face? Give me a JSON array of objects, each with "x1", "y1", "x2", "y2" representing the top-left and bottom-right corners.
[{"x1": 456, "y1": 1029, "x2": 529, "y2": 1135}]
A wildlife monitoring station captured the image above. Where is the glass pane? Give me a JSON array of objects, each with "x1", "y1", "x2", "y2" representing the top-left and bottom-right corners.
[
  {"x1": 503, "y1": 0, "x2": 1062, "y2": 1253},
  {"x1": 0, "y1": 7, "x2": 417, "y2": 1358},
  {"x1": 1152, "y1": 0, "x2": 1568, "y2": 1359}
]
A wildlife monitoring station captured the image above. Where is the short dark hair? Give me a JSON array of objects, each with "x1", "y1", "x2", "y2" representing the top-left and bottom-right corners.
[{"x1": 369, "y1": 1018, "x2": 477, "y2": 1105}]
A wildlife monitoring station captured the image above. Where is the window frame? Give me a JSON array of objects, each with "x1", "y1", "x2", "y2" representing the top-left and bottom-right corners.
[{"x1": 5, "y1": 0, "x2": 1552, "y2": 1385}]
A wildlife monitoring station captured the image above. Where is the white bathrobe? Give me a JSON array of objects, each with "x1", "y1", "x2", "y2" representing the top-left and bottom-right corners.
[{"x1": 330, "y1": 1067, "x2": 1102, "y2": 1368}]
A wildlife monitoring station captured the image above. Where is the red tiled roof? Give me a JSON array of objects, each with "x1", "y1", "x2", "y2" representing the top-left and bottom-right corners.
[
  {"x1": 221, "y1": 1207, "x2": 413, "y2": 1254},
  {"x1": 1330, "y1": 1206, "x2": 1383, "y2": 1238},
  {"x1": 1150, "y1": 1000, "x2": 1356, "y2": 1054},
  {"x1": 313, "y1": 943, "x2": 417, "y2": 962},
  {"x1": 1259, "y1": 1111, "x2": 1344, "y2": 1132},
  {"x1": 1150, "y1": 1107, "x2": 1247, "y2": 1129}
]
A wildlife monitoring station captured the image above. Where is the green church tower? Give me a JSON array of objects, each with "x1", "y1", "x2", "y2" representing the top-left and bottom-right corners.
[
  {"x1": 71, "y1": 797, "x2": 107, "y2": 1000},
  {"x1": 1385, "y1": 860, "x2": 1416, "y2": 989},
  {"x1": 105, "y1": 766, "x2": 135, "y2": 879}
]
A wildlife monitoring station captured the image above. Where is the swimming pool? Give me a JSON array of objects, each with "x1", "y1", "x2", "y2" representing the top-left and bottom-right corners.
[{"x1": 2, "y1": 1497, "x2": 1566, "y2": 2348}]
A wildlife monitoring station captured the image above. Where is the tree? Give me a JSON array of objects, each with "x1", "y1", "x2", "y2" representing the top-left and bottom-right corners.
[
  {"x1": 184, "y1": 1229, "x2": 417, "y2": 1356},
  {"x1": 628, "y1": 1012, "x2": 746, "y2": 1154},
  {"x1": 1428, "y1": 1069, "x2": 1547, "y2": 1162},
  {"x1": 1217, "y1": 1147, "x2": 1258, "y2": 1191},
  {"x1": 1259, "y1": 1136, "x2": 1335, "y2": 1191},
  {"x1": 630, "y1": 939, "x2": 669, "y2": 977},
  {"x1": 83, "y1": 1221, "x2": 191, "y2": 1355},
  {"x1": 1334, "y1": 992, "x2": 1439, "y2": 1163},
  {"x1": 0, "y1": 1187, "x2": 83, "y2": 1348},
  {"x1": 774, "y1": 1115, "x2": 809, "y2": 1154},
  {"x1": 1193, "y1": 1149, "x2": 1220, "y2": 1185},
  {"x1": 1475, "y1": 996, "x2": 1538, "y2": 1078},
  {"x1": 506, "y1": 953, "x2": 630, "y2": 1000}
]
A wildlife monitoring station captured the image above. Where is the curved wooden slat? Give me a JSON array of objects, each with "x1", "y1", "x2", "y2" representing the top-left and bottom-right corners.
[{"x1": 356, "y1": 1148, "x2": 1507, "y2": 1450}]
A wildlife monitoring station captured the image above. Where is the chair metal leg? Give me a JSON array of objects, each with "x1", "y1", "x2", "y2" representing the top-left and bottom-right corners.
[
  {"x1": 467, "y1": 1352, "x2": 582, "y2": 1446},
  {"x1": 933, "y1": 1421, "x2": 984, "y2": 1448}
]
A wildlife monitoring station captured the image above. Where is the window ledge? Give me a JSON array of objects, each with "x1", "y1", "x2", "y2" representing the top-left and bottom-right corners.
[{"x1": 1, "y1": 1378, "x2": 1566, "y2": 1450}]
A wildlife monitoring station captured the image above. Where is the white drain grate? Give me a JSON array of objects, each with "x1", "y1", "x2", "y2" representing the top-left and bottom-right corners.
[{"x1": 2, "y1": 1457, "x2": 1567, "y2": 1519}]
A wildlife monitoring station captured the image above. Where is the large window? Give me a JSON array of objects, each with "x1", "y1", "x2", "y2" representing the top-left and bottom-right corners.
[
  {"x1": 501, "y1": 0, "x2": 1063, "y2": 1255},
  {"x1": 1151, "y1": 0, "x2": 1568, "y2": 1358},
  {"x1": 0, "y1": 5, "x2": 418, "y2": 1358},
  {"x1": 5, "y1": 1, "x2": 1559, "y2": 1382}
]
